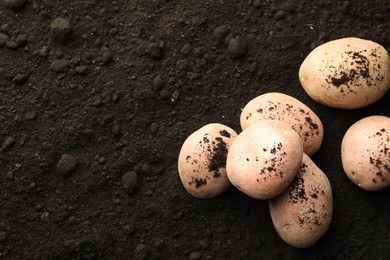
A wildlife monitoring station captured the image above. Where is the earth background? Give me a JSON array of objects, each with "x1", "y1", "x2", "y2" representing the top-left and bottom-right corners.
[{"x1": 0, "y1": 0, "x2": 389, "y2": 259}]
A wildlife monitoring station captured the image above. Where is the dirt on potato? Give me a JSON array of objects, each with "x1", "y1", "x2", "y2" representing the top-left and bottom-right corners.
[{"x1": 0, "y1": 1, "x2": 389, "y2": 259}]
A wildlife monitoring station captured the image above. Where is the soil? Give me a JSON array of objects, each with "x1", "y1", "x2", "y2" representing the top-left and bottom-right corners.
[{"x1": 0, "y1": 1, "x2": 389, "y2": 259}]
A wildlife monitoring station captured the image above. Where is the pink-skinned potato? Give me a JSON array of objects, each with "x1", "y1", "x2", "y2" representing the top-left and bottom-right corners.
[
  {"x1": 341, "y1": 115, "x2": 390, "y2": 191},
  {"x1": 269, "y1": 154, "x2": 333, "y2": 248},
  {"x1": 240, "y1": 92, "x2": 324, "y2": 156},
  {"x1": 226, "y1": 120, "x2": 303, "y2": 200},
  {"x1": 299, "y1": 37, "x2": 390, "y2": 109},
  {"x1": 178, "y1": 123, "x2": 238, "y2": 199}
]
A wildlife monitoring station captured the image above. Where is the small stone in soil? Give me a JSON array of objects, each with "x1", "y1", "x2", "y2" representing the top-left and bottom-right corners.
[
  {"x1": 0, "y1": 136, "x2": 15, "y2": 152},
  {"x1": 75, "y1": 65, "x2": 88, "y2": 74},
  {"x1": 50, "y1": 18, "x2": 72, "y2": 42},
  {"x1": 6, "y1": 41, "x2": 18, "y2": 50},
  {"x1": 148, "y1": 43, "x2": 162, "y2": 59},
  {"x1": 0, "y1": 33, "x2": 9, "y2": 47},
  {"x1": 253, "y1": 0, "x2": 261, "y2": 8},
  {"x1": 227, "y1": 36, "x2": 247, "y2": 58},
  {"x1": 213, "y1": 25, "x2": 230, "y2": 42},
  {"x1": 63, "y1": 239, "x2": 81, "y2": 248},
  {"x1": 15, "y1": 34, "x2": 28, "y2": 46},
  {"x1": 275, "y1": 10, "x2": 286, "y2": 20},
  {"x1": 12, "y1": 73, "x2": 28, "y2": 85},
  {"x1": 141, "y1": 163, "x2": 153, "y2": 174},
  {"x1": 102, "y1": 50, "x2": 113, "y2": 65},
  {"x1": 4, "y1": 0, "x2": 26, "y2": 11},
  {"x1": 190, "y1": 251, "x2": 202, "y2": 260},
  {"x1": 50, "y1": 59, "x2": 68, "y2": 73},
  {"x1": 180, "y1": 43, "x2": 191, "y2": 55},
  {"x1": 24, "y1": 110, "x2": 37, "y2": 120},
  {"x1": 90, "y1": 161, "x2": 101, "y2": 174},
  {"x1": 150, "y1": 122, "x2": 159, "y2": 135},
  {"x1": 152, "y1": 75, "x2": 164, "y2": 91},
  {"x1": 57, "y1": 154, "x2": 78, "y2": 176},
  {"x1": 112, "y1": 123, "x2": 121, "y2": 136},
  {"x1": 171, "y1": 90, "x2": 179, "y2": 103},
  {"x1": 122, "y1": 171, "x2": 138, "y2": 194},
  {"x1": 112, "y1": 92, "x2": 121, "y2": 102},
  {"x1": 40, "y1": 212, "x2": 50, "y2": 221}
]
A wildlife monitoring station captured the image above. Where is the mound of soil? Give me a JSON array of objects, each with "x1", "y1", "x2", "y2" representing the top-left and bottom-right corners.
[{"x1": 0, "y1": 1, "x2": 389, "y2": 259}]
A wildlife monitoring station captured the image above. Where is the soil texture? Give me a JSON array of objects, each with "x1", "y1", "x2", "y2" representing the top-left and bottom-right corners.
[{"x1": 0, "y1": 1, "x2": 389, "y2": 259}]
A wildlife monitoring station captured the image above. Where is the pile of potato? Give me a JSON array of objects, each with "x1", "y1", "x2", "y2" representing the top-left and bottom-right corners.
[{"x1": 177, "y1": 37, "x2": 390, "y2": 248}]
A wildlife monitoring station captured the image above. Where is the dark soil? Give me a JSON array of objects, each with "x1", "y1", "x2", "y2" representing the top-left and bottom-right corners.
[{"x1": 1, "y1": 1, "x2": 389, "y2": 259}]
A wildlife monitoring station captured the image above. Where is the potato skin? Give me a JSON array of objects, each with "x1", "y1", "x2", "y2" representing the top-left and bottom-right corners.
[
  {"x1": 269, "y1": 154, "x2": 333, "y2": 248},
  {"x1": 240, "y1": 92, "x2": 324, "y2": 156},
  {"x1": 341, "y1": 115, "x2": 390, "y2": 191},
  {"x1": 226, "y1": 120, "x2": 303, "y2": 200},
  {"x1": 299, "y1": 37, "x2": 390, "y2": 109},
  {"x1": 178, "y1": 123, "x2": 238, "y2": 199}
]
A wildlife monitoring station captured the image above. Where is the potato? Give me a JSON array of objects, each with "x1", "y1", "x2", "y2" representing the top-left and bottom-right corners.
[
  {"x1": 226, "y1": 120, "x2": 303, "y2": 200},
  {"x1": 341, "y1": 115, "x2": 390, "y2": 191},
  {"x1": 299, "y1": 37, "x2": 390, "y2": 109},
  {"x1": 240, "y1": 92, "x2": 324, "y2": 156},
  {"x1": 269, "y1": 154, "x2": 333, "y2": 248},
  {"x1": 178, "y1": 123, "x2": 238, "y2": 199}
]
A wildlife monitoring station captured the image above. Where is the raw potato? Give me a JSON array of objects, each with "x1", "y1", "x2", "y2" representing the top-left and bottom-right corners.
[
  {"x1": 299, "y1": 37, "x2": 390, "y2": 109},
  {"x1": 178, "y1": 123, "x2": 238, "y2": 199},
  {"x1": 341, "y1": 115, "x2": 390, "y2": 191},
  {"x1": 240, "y1": 92, "x2": 324, "y2": 156},
  {"x1": 226, "y1": 120, "x2": 303, "y2": 200},
  {"x1": 269, "y1": 154, "x2": 333, "y2": 248}
]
